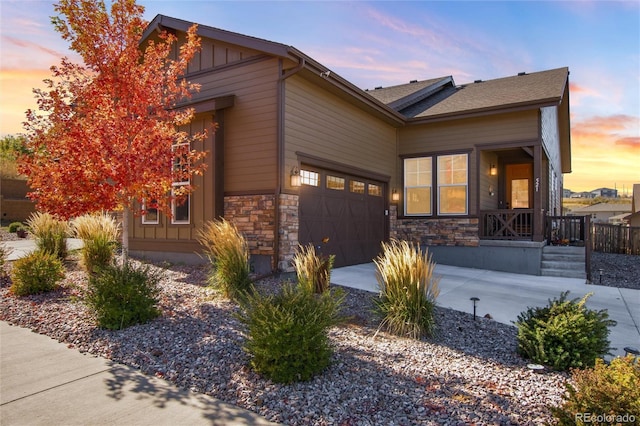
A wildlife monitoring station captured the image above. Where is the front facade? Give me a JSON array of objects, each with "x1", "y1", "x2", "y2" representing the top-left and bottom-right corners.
[{"x1": 130, "y1": 15, "x2": 572, "y2": 275}]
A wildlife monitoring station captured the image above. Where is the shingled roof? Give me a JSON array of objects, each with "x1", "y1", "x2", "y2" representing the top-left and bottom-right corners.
[
  {"x1": 401, "y1": 67, "x2": 570, "y2": 119},
  {"x1": 366, "y1": 77, "x2": 451, "y2": 110}
]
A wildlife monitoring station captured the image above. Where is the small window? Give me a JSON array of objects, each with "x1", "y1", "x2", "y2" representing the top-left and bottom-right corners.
[
  {"x1": 368, "y1": 184, "x2": 382, "y2": 196},
  {"x1": 171, "y1": 192, "x2": 190, "y2": 224},
  {"x1": 350, "y1": 180, "x2": 365, "y2": 194},
  {"x1": 142, "y1": 199, "x2": 159, "y2": 225},
  {"x1": 300, "y1": 169, "x2": 319, "y2": 186},
  {"x1": 327, "y1": 175, "x2": 345, "y2": 190}
]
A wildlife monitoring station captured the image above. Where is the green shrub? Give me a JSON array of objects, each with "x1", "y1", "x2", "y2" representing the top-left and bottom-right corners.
[
  {"x1": 27, "y1": 212, "x2": 69, "y2": 260},
  {"x1": 71, "y1": 212, "x2": 119, "y2": 273},
  {"x1": 85, "y1": 262, "x2": 161, "y2": 330},
  {"x1": 551, "y1": 356, "x2": 640, "y2": 425},
  {"x1": 8, "y1": 222, "x2": 23, "y2": 233},
  {"x1": 515, "y1": 291, "x2": 616, "y2": 370},
  {"x1": 10, "y1": 250, "x2": 65, "y2": 296},
  {"x1": 236, "y1": 283, "x2": 345, "y2": 384},
  {"x1": 292, "y1": 244, "x2": 335, "y2": 294},
  {"x1": 374, "y1": 239, "x2": 440, "y2": 339},
  {"x1": 197, "y1": 218, "x2": 251, "y2": 300}
]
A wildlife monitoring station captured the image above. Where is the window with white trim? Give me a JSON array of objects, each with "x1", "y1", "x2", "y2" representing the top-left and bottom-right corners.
[
  {"x1": 171, "y1": 141, "x2": 190, "y2": 224},
  {"x1": 141, "y1": 199, "x2": 159, "y2": 225},
  {"x1": 403, "y1": 153, "x2": 468, "y2": 216},
  {"x1": 404, "y1": 157, "x2": 432, "y2": 215},
  {"x1": 437, "y1": 154, "x2": 468, "y2": 215}
]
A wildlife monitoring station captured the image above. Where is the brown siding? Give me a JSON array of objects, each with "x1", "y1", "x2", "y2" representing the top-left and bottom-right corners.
[
  {"x1": 185, "y1": 35, "x2": 264, "y2": 73},
  {"x1": 284, "y1": 76, "x2": 397, "y2": 190},
  {"x1": 401, "y1": 111, "x2": 539, "y2": 153},
  {"x1": 131, "y1": 114, "x2": 215, "y2": 245},
  {"x1": 192, "y1": 58, "x2": 279, "y2": 192},
  {"x1": 400, "y1": 111, "x2": 540, "y2": 215}
]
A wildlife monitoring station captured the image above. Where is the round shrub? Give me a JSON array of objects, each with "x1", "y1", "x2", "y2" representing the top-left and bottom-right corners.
[
  {"x1": 236, "y1": 283, "x2": 345, "y2": 384},
  {"x1": 10, "y1": 250, "x2": 65, "y2": 296},
  {"x1": 515, "y1": 291, "x2": 616, "y2": 370},
  {"x1": 86, "y1": 262, "x2": 161, "y2": 330},
  {"x1": 551, "y1": 355, "x2": 640, "y2": 424},
  {"x1": 8, "y1": 222, "x2": 24, "y2": 233}
]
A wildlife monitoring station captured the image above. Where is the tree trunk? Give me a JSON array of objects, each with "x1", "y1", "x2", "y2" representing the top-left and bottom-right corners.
[{"x1": 122, "y1": 205, "x2": 130, "y2": 263}]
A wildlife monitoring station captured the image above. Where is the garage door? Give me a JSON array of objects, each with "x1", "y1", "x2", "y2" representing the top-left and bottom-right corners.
[{"x1": 298, "y1": 167, "x2": 387, "y2": 267}]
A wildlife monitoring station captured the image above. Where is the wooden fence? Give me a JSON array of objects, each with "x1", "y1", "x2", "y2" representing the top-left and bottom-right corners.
[{"x1": 592, "y1": 223, "x2": 640, "y2": 255}]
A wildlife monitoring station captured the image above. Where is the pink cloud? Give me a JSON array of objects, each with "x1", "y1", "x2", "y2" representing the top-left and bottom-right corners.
[
  {"x1": 615, "y1": 137, "x2": 640, "y2": 150},
  {"x1": 2, "y1": 36, "x2": 62, "y2": 59}
]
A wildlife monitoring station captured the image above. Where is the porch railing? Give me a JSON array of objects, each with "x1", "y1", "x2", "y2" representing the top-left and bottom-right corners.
[
  {"x1": 545, "y1": 215, "x2": 588, "y2": 246},
  {"x1": 480, "y1": 209, "x2": 533, "y2": 240}
]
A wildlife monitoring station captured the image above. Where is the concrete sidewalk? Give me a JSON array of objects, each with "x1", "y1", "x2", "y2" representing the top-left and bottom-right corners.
[
  {"x1": 0, "y1": 322, "x2": 275, "y2": 426},
  {"x1": 331, "y1": 263, "x2": 640, "y2": 358},
  {"x1": 2, "y1": 238, "x2": 84, "y2": 261}
]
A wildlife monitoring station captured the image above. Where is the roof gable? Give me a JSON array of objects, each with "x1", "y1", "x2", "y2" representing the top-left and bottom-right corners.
[
  {"x1": 408, "y1": 68, "x2": 569, "y2": 119},
  {"x1": 366, "y1": 77, "x2": 453, "y2": 110},
  {"x1": 143, "y1": 15, "x2": 293, "y2": 59}
]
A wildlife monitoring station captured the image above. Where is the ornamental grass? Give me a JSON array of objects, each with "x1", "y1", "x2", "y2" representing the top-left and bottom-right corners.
[
  {"x1": 197, "y1": 218, "x2": 251, "y2": 300},
  {"x1": 71, "y1": 212, "x2": 120, "y2": 273},
  {"x1": 374, "y1": 239, "x2": 440, "y2": 339},
  {"x1": 26, "y1": 211, "x2": 69, "y2": 260},
  {"x1": 292, "y1": 243, "x2": 335, "y2": 294}
]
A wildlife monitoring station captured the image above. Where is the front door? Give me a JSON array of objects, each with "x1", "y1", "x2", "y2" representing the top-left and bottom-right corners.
[{"x1": 506, "y1": 163, "x2": 532, "y2": 209}]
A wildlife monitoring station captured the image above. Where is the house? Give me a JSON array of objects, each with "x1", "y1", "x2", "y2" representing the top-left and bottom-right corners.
[
  {"x1": 625, "y1": 184, "x2": 640, "y2": 227},
  {"x1": 568, "y1": 202, "x2": 632, "y2": 223},
  {"x1": 130, "y1": 15, "x2": 572, "y2": 276},
  {"x1": 590, "y1": 187, "x2": 618, "y2": 198}
]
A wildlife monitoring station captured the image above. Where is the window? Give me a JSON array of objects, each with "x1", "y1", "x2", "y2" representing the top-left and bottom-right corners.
[
  {"x1": 172, "y1": 141, "x2": 190, "y2": 224},
  {"x1": 437, "y1": 154, "x2": 468, "y2": 215},
  {"x1": 368, "y1": 184, "x2": 382, "y2": 196},
  {"x1": 142, "y1": 199, "x2": 159, "y2": 225},
  {"x1": 350, "y1": 180, "x2": 365, "y2": 194},
  {"x1": 403, "y1": 153, "x2": 468, "y2": 216},
  {"x1": 404, "y1": 157, "x2": 432, "y2": 215},
  {"x1": 172, "y1": 192, "x2": 190, "y2": 224},
  {"x1": 300, "y1": 169, "x2": 319, "y2": 186},
  {"x1": 327, "y1": 175, "x2": 345, "y2": 190}
]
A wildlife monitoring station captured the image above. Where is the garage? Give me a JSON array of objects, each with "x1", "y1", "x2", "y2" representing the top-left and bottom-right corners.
[{"x1": 298, "y1": 166, "x2": 388, "y2": 267}]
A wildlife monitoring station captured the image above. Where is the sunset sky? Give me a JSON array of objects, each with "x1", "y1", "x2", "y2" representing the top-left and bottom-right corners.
[{"x1": 1, "y1": 0, "x2": 638, "y2": 194}]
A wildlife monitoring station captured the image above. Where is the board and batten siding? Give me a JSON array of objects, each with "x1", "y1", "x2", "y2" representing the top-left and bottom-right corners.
[
  {"x1": 540, "y1": 106, "x2": 563, "y2": 214},
  {"x1": 130, "y1": 115, "x2": 214, "y2": 246},
  {"x1": 191, "y1": 57, "x2": 280, "y2": 192},
  {"x1": 283, "y1": 76, "x2": 397, "y2": 188}
]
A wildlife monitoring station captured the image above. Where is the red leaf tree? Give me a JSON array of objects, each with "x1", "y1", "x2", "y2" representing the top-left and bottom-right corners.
[{"x1": 19, "y1": 0, "x2": 207, "y2": 258}]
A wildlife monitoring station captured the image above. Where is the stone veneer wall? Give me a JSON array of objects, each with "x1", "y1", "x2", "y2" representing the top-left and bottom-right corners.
[
  {"x1": 224, "y1": 194, "x2": 276, "y2": 260},
  {"x1": 392, "y1": 209, "x2": 480, "y2": 247},
  {"x1": 224, "y1": 194, "x2": 300, "y2": 273},
  {"x1": 278, "y1": 194, "x2": 299, "y2": 272}
]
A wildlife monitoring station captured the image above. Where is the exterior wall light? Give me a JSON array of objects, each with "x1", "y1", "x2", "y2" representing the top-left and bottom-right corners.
[
  {"x1": 290, "y1": 166, "x2": 301, "y2": 187},
  {"x1": 490, "y1": 164, "x2": 497, "y2": 176},
  {"x1": 392, "y1": 188, "x2": 400, "y2": 202}
]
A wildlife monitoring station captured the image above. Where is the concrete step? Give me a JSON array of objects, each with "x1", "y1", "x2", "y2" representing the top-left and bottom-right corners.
[
  {"x1": 541, "y1": 260, "x2": 585, "y2": 270},
  {"x1": 542, "y1": 245, "x2": 585, "y2": 255},
  {"x1": 540, "y1": 245, "x2": 586, "y2": 279},
  {"x1": 541, "y1": 268, "x2": 587, "y2": 279},
  {"x1": 541, "y1": 253, "x2": 584, "y2": 262}
]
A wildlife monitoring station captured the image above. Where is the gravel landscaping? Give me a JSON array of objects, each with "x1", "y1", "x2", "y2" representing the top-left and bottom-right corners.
[{"x1": 1, "y1": 231, "x2": 637, "y2": 425}]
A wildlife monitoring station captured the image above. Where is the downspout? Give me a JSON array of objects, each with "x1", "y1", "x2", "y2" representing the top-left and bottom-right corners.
[{"x1": 274, "y1": 56, "x2": 305, "y2": 272}]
